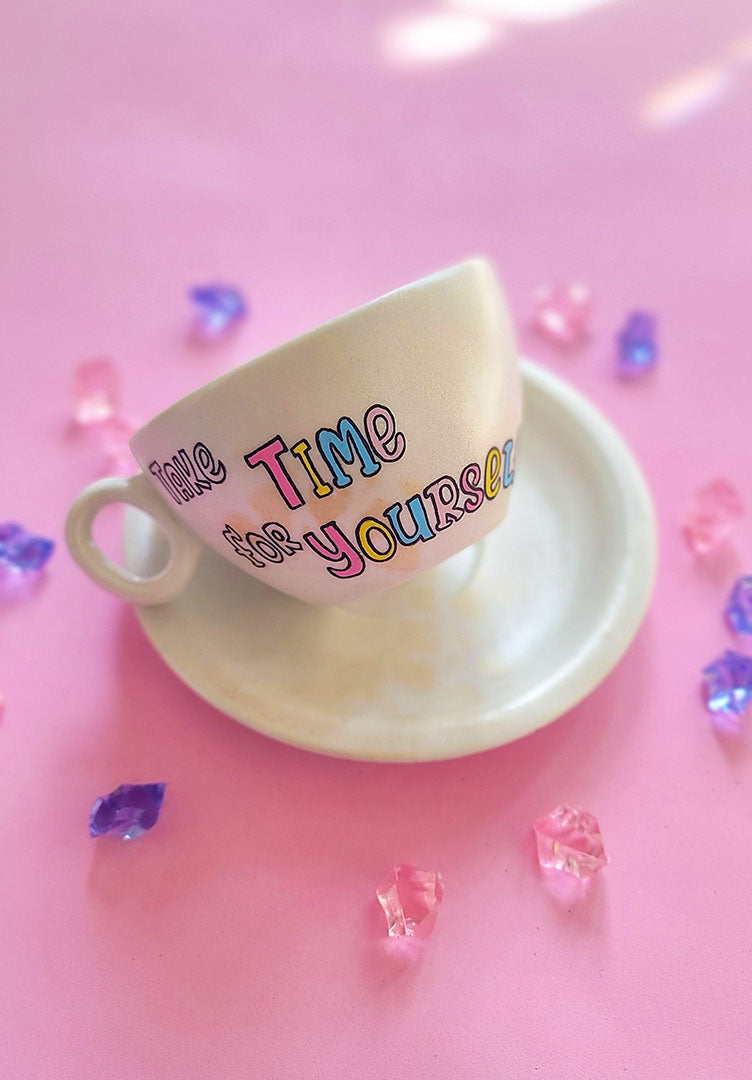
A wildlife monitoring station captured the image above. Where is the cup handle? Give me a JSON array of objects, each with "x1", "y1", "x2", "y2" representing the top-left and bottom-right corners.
[{"x1": 65, "y1": 472, "x2": 203, "y2": 605}]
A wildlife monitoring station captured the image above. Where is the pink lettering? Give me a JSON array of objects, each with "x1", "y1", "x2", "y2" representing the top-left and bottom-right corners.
[{"x1": 244, "y1": 436, "x2": 304, "y2": 510}]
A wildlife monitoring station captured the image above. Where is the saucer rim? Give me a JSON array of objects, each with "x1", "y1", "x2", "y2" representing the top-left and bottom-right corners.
[{"x1": 127, "y1": 360, "x2": 657, "y2": 762}]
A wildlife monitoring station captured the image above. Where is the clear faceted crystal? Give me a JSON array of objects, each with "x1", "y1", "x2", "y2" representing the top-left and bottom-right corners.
[
  {"x1": 73, "y1": 358, "x2": 119, "y2": 425},
  {"x1": 683, "y1": 479, "x2": 744, "y2": 555},
  {"x1": 376, "y1": 865, "x2": 444, "y2": 938},
  {"x1": 725, "y1": 576, "x2": 752, "y2": 634},
  {"x1": 534, "y1": 805, "x2": 607, "y2": 878},
  {"x1": 532, "y1": 283, "x2": 592, "y2": 347},
  {"x1": 99, "y1": 415, "x2": 137, "y2": 476}
]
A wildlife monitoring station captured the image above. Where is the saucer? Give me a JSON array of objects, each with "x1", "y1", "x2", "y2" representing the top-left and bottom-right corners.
[{"x1": 123, "y1": 361, "x2": 657, "y2": 762}]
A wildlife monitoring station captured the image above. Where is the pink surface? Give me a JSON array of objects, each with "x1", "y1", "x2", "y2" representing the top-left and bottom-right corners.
[{"x1": 1, "y1": 2, "x2": 751, "y2": 1077}]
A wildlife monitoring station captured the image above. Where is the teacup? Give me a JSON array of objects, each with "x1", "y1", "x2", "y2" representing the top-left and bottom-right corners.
[{"x1": 66, "y1": 259, "x2": 522, "y2": 606}]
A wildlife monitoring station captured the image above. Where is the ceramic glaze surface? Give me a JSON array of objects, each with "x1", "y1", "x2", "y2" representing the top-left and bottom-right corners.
[
  {"x1": 124, "y1": 362, "x2": 656, "y2": 761},
  {"x1": 68, "y1": 261, "x2": 522, "y2": 605}
]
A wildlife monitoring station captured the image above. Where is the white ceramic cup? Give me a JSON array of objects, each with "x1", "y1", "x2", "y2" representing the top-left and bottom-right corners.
[{"x1": 66, "y1": 259, "x2": 522, "y2": 606}]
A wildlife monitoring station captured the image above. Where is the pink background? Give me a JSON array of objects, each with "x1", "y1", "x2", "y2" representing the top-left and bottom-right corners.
[{"x1": 2, "y1": 1, "x2": 752, "y2": 1077}]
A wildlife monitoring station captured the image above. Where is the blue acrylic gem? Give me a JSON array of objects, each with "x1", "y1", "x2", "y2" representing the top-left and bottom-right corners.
[
  {"x1": 0, "y1": 522, "x2": 54, "y2": 571},
  {"x1": 617, "y1": 311, "x2": 658, "y2": 376},
  {"x1": 702, "y1": 650, "x2": 752, "y2": 716},
  {"x1": 90, "y1": 782, "x2": 166, "y2": 840},
  {"x1": 726, "y1": 575, "x2": 752, "y2": 634},
  {"x1": 189, "y1": 283, "x2": 247, "y2": 338}
]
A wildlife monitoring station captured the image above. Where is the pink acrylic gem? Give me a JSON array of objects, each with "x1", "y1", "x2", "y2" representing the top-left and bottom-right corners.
[
  {"x1": 533, "y1": 805, "x2": 607, "y2": 878},
  {"x1": 99, "y1": 415, "x2": 137, "y2": 476},
  {"x1": 376, "y1": 865, "x2": 444, "y2": 938},
  {"x1": 73, "y1": 358, "x2": 120, "y2": 425},
  {"x1": 683, "y1": 479, "x2": 744, "y2": 555},
  {"x1": 532, "y1": 283, "x2": 592, "y2": 347}
]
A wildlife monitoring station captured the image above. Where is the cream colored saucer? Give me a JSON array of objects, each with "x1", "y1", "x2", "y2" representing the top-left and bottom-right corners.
[{"x1": 123, "y1": 361, "x2": 657, "y2": 762}]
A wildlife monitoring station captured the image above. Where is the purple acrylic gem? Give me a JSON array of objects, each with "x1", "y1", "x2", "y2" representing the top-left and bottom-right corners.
[
  {"x1": 189, "y1": 283, "x2": 247, "y2": 338},
  {"x1": 0, "y1": 522, "x2": 24, "y2": 549},
  {"x1": 725, "y1": 576, "x2": 752, "y2": 635},
  {"x1": 701, "y1": 650, "x2": 752, "y2": 718},
  {"x1": 89, "y1": 782, "x2": 166, "y2": 840},
  {"x1": 617, "y1": 311, "x2": 658, "y2": 377},
  {"x1": 0, "y1": 522, "x2": 54, "y2": 571}
]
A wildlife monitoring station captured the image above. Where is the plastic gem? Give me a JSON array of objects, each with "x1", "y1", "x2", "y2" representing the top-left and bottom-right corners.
[
  {"x1": 73, "y1": 358, "x2": 119, "y2": 425},
  {"x1": 0, "y1": 522, "x2": 23, "y2": 546},
  {"x1": 376, "y1": 865, "x2": 444, "y2": 938},
  {"x1": 616, "y1": 311, "x2": 658, "y2": 376},
  {"x1": 725, "y1": 576, "x2": 752, "y2": 634},
  {"x1": 702, "y1": 650, "x2": 752, "y2": 717},
  {"x1": 0, "y1": 522, "x2": 54, "y2": 571},
  {"x1": 189, "y1": 283, "x2": 247, "y2": 338},
  {"x1": 99, "y1": 415, "x2": 137, "y2": 476},
  {"x1": 532, "y1": 283, "x2": 592, "y2": 347},
  {"x1": 89, "y1": 783, "x2": 166, "y2": 840},
  {"x1": 534, "y1": 804, "x2": 607, "y2": 878},
  {"x1": 683, "y1": 479, "x2": 744, "y2": 555}
]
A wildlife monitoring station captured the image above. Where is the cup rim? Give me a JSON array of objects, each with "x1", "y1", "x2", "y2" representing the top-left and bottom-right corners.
[{"x1": 130, "y1": 257, "x2": 491, "y2": 448}]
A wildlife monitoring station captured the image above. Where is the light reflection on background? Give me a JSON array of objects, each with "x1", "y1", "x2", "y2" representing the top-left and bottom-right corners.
[
  {"x1": 451, "y1": 0, "x2": 621, "y2": 21},
  {"x1": 379, "y1": 2, "x2": 750, "y2": 133},
  {"x1": 640, "y1": 32, "x2": 752, "y2": 129},
  {"x1": 381, "y1": 11, "x2": 500, "y2": 65},
  {"x1": 641, "y1": 65, "x2": 734, "y2": 127},
  {"x1": 731, "y1": 32, "x2": 752, "y2": 62},
  {"x1": 380, "y1": 0, "x2": 623, "y2": 66}
]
